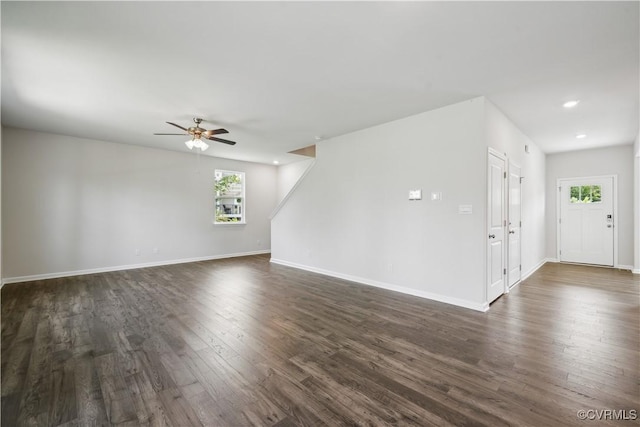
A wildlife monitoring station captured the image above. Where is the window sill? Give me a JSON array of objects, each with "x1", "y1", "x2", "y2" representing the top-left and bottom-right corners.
[{"x1": 214, "y1": 221, "x2": 246, "y2": 226}]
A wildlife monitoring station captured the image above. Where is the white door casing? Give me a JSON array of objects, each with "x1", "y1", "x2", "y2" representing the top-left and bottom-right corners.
[
  {"x1": 558, "y1": 176, "x2": 615, "y2": 266},
  {"x1": 487, "y1": 150, "x2": 506, "y2": 304},
  {"x1": 508, "y1": 162, "x2": 522, "y2": 288}
]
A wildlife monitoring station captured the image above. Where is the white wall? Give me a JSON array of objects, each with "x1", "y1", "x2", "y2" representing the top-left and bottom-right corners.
[
  {"x1": 273, "y1": 98, "x2": 489, "y2": 310},
  {"x1": 545, "y1": 145, "x2": 635, "y2": 267},
  {"x1": 2, "y1": 127, "x2": 277, "y2": 281},
  {"x1": 484, "y1": 100, "x2": 547, "y2": 278},
  {"x1": 277, "y1": 158, "x2": 315, "y2": 203},
  {"x1": 0, "y1": 128, "x2": 2, "y2": 284}
]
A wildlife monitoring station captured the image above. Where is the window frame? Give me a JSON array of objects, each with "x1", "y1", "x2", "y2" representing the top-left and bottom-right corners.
[
  {"x1": 214, "y1": 169, "x2": 246, "y2": 225},
  {"x1": 569, "y1": 184, "x2": 602, "y2": 204}
]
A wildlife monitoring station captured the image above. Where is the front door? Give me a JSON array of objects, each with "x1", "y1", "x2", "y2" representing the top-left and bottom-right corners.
[
  {"x1": 487, "y1": 151, "x2": 506, "y2": 303},
  {"x1": 508, "y1": 162, "x2": 521, "y2": 287},
  {"x1": 559, "y1": 177, "x2": 614, "y2": 266}
]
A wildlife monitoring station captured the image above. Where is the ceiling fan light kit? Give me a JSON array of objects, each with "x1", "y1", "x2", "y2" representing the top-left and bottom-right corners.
[
  {"x1": 154, "y1": 117, "x2": 236, "y2": 152},
  {"x1": 185, "y1": 137, "x2": 209, "y2": 151}
]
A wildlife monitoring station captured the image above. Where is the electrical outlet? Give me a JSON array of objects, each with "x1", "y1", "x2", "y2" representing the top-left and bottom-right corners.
[
  {"x1": 153, "y1": 247, "x2": 159, "y2": 254},
  {"x1": 257, "y1": 240, "x2": 261, "y2": 247},
  {"x1": 135, "y1": 249, "x2": 141, "y2": 256}
]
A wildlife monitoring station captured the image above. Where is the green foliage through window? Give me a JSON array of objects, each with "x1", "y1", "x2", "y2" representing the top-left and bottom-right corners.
[
  {"x1": 215, "y1": 174, "x2": 241, "y2": 196},
  {"x1": 570, "y1": 185, "x2": 601, "y2": 204},
  {"x1": 215, "y1": 170, "x2": 245, "y2": 223}
]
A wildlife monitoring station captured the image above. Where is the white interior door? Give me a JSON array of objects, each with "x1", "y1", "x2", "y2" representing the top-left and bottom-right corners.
[
  {"x1": 508, "y1": 162, "x2": 521, "y2": 287},
  {"x1": 487, "y1": 151, "x2": 506, "y2": 303},
  {"x1": 559, "y1": 177, "x2": 614, "y2": 266}
]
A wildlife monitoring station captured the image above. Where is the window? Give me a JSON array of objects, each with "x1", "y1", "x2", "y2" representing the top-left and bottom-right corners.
[
  {"x1": 570, "y1": 185, "x2": 601, "y2": 204},
  {"x1": 215, "y1": 170, "x2": 245, "y2": 224}
]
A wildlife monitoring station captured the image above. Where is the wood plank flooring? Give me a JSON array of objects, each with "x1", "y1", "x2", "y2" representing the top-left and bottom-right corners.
[{"x1": 2, "y1": 255, "x2": 638, "y2": 426}]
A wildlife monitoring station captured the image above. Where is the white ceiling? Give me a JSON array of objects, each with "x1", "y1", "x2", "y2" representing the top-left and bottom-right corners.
[{"x1": 2, "y1": 2, "x2": 638, "y2": 164}]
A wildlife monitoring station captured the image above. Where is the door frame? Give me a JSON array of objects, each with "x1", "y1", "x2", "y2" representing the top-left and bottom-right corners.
[
  {"x1": 507, "y1": 160, "x2": 522, "y2": 290},
  {"x1": 487, "y1": 148, "x2": 507, "y2": 303},
  {"x1": 556, "y1": 174, "x2": 618, "y2": 267}
]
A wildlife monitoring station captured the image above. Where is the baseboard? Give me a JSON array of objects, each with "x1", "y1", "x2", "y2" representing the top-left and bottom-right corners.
[
  {"x1": 544, "y1": 259, "x2": 633, "y2": 272},
  {"x1": 270, "y1": 258, "x2": 489, "y2": 312},
  {"x1": 506, "y1": 281, "x2": 519, "y2": 292},
  {"x1": 1, "y1": 250, "x2": 271, "y2": 286},
  {"x1": 521, "y1": 258, "x2": 549, "y2": 281},
  {"x1": 633, "y1": 269, "x2": 640, "y2": 275}
]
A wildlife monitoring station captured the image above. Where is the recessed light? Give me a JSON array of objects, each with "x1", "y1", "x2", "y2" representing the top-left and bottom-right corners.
[
  {"x1": 563, "y1": 100, "x2": 580, "y2": 108},
  {"x1": 576, "y1": 134, "x2": 587, "y2": 139},
  {"x1": 314, "y1": 135, "x2": 322, "y2": 141},
  {"x1": 273, "y1": 160, "x2": 279, "y2": 164}
]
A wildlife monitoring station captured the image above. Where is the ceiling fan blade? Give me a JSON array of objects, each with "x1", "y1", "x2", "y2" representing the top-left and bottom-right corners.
[
  {"x1": 202, "y1": 128, "x2": 229, "y2": 137},
  {"x1": 166, "y1": 121, "x2": 188, "y2": 132},
  {"x1": 207, "y1": 136, "x2": 237, "y2": 145},
  {"x1": 153, "y1": 133, "x2": 186, "y2": 135}
]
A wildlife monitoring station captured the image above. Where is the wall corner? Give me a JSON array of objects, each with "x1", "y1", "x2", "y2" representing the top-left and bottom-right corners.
[{"x1": 634, "y1": 133, "x2": 640, "y2": 272}]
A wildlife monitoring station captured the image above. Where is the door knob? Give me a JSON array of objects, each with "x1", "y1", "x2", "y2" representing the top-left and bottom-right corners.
[{"x1": 489, "y1": 234, "x2": 495, "y2": 239}]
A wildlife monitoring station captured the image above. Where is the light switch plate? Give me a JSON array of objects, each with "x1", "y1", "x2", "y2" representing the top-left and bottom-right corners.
[
  {"x1": 409, "y1": 190, "x2": 422, "y2": 200},
  {"x1": 431, "y1": 192, "x2": 442, "y2": 201},
  {"x1": 458, "y1": 204, "x2": 473, "y2": 214}
]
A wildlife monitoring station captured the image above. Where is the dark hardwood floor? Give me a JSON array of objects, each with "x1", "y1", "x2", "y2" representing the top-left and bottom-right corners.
[{"x1": 2, "y1": 255, "x2": 638, "y2": 426}]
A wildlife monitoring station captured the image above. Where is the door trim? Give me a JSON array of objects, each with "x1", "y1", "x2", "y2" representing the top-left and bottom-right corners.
[
  {"x1": 507, "y1": 160, "x2": 522, "y2": 290},
  {"x1": 556, "y1": 174, "x2": 618, "y2": 268},
  {"x1": 487, "y1": 148, "x2": 507, "y2": 304}
]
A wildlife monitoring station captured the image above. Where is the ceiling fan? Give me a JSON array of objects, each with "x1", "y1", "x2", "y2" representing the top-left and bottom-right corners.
[{"x1": 154, "y1": 117, "x2": 236, "y2": 152}]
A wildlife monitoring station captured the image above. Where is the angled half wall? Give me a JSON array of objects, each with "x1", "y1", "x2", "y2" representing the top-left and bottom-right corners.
[{"x1": 272, "y1": 97, "x2": 548, "y2": 311}]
